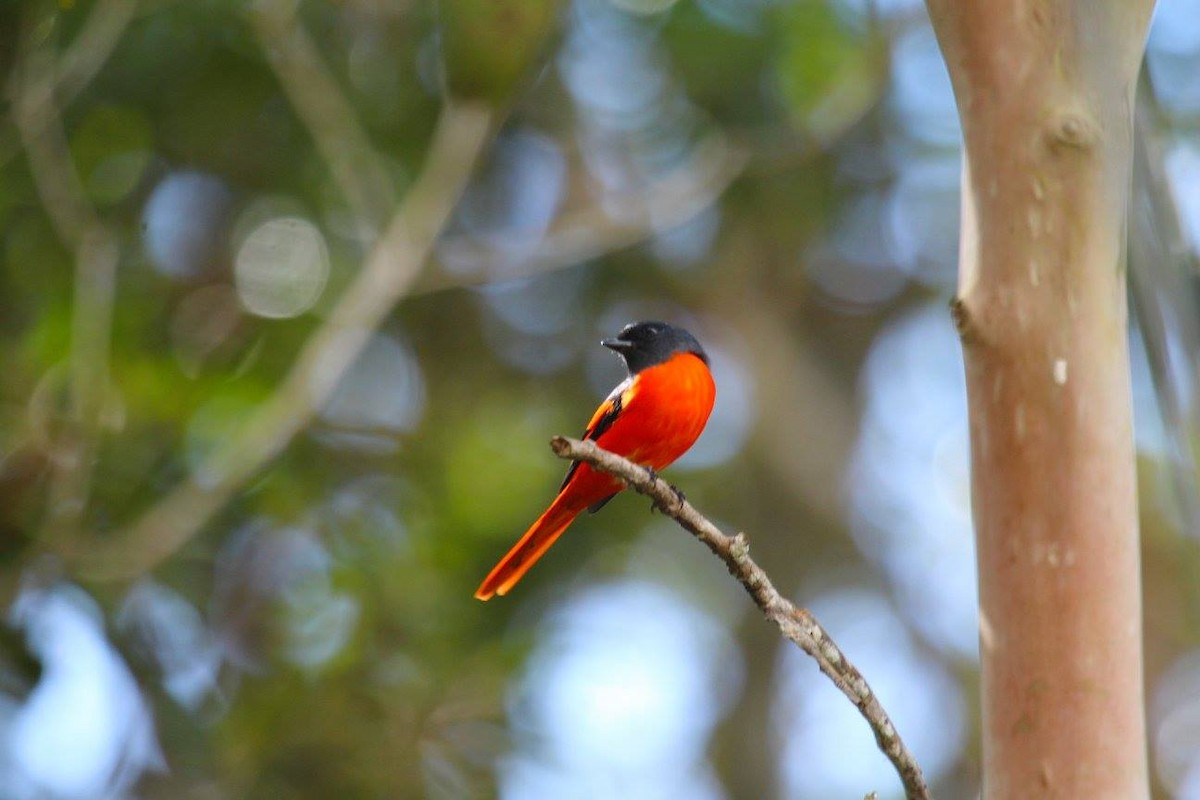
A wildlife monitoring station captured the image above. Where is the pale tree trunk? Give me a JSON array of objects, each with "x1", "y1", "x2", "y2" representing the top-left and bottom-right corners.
[{"x1": 923, "y1": 3, "x2": 1155, "y2": 797}]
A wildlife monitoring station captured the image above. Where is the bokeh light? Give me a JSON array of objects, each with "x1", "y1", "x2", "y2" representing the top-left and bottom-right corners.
[
  {"x1": 1165, "y1": 139, "x2": 1200, "y2": 258},
  {"x1": 888, "y1": 24, "x2": 960, "y2": 147},
  {"x1": 560, "y1": 0, "x2": 702, "y2": 216},
  {"x1": 504, "y1": 581, "x2": 743, "y2": 799},
  {"x1": 118, "y1": 580, "x2": 221, "y2": 712},
  {"x1": 1152, "y1": 649, "x2": 1200, "y2": 797},
  {"x1": 772, "y1": 588, "x2": 967, "y2": 799},
  {"x1": 316, "y1": 332, "x2": 427, "y2": 453},
  {"x1": 442, "y1": 129, "x2": 568, "y2": 282},
  {"x1": 807, "y1": 190, "x2": 912, "y2": 309},
  {"x1": 234, "y1": 216, "x2": 330, "y2": 319},
  {"x1": 886, "y1": 155, "x2": 960, "y2": 289},
  {"x1": 848, "y1": 303, "x2": 977, "y2": 660},
  {"x1": 211, "y1": 522, "x2": 359, "y2": 674},
  {"x1": 1148, "y1": 0, "x2": 1200, "y2": 117},
  {"x1": 0, "y1": 583, "x2": 163, "y2": 799},
  {"x1": 142, "y1": 171, "x2": 233, "y2": 280}
]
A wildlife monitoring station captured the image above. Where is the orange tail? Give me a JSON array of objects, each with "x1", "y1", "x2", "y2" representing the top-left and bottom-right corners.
[{"x1": 475, "y1": 492, "x2": 585, "y2": 601}]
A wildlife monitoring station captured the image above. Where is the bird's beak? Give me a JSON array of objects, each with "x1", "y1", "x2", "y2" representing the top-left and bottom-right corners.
[{"x1": 602, "y1": 337, "x2": 634, "y2": 352}]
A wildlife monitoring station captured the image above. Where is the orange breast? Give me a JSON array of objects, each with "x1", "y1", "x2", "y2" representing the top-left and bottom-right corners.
[{"x1": 595, "y1": 352, "x2": 716, "y2": 469}]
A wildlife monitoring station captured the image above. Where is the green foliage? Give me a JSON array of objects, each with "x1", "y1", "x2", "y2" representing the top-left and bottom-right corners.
[
  {"x1": 438, "y1": 0, "x2": 562, "y2": 103},
  {"x1": 70, "y1": 105, "x2": 154, "y2": 207},
  {"x1": 774, "y1": 0, "x2": 886, "y2": 142},
  {"x1": 442, "y1": 393, "x2": 570, "y2": 544}
]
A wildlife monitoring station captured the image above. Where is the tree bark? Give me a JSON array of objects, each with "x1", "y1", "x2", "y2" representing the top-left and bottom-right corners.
[{"x1": 923, "y1": 3, "x2": 1155, "y2": 797}]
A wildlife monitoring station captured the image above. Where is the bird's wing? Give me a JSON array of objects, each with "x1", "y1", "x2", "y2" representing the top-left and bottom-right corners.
[{"x1": 558, "y1": 376, "x2": 633, "y2": 497}]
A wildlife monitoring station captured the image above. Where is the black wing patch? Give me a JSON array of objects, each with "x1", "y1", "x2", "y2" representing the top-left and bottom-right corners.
[
  {"x1": 559, "y1": 391, "x2": 624, "y2": 494},
  {"x1": 584, "y1": 392, "x2": 623, "y2": 442},
  {"x1": 587, "y1": 493, "x2": 618, "y2": 514}
]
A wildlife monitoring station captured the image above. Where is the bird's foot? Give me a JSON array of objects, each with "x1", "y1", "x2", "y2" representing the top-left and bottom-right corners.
[
  {"x1": 643, "y1": 466, "x2": 662, "y2": 513},
  {"x1": 643, "y1": 466, "x2": 686, "y2": 512}
]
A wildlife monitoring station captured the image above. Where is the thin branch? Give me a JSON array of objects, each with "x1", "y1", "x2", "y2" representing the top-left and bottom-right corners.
[
  {"x1": 56, "y1": 0, "x2": 140, "y2": 106},
  {"x1": 9, "y1": 31, "x2": 98, "y2": 244},
  {"x1": 1129, "y1": 75, "x2": 1200, "y2": 539},
  {"x1": 248, "y1": 0, "x2": 397, "y2": 235},
  {"x1": 76, "y1": 101, "x2": 495, "y2": 581},
  {"x1": 0, "y1": 0, "x2": 140, "y2": 170},
  {"x1": 549, "y1": 436, "x2": 931, "y2": 800},
  {"x1": 10, "y1": 13, "x2": 121, "y2": 543}
]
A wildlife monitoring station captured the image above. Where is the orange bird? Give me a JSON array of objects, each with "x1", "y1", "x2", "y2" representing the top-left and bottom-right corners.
[{"x1": 475, "y1": 321, "x2": 716, "y2": 600}]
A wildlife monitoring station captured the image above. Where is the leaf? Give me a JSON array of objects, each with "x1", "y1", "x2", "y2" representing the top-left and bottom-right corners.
[
  {"x1": 774, "y1": 0, "x2": 885, "y2": 143},
  {"x1": 70, "y1": 105, "x2": 154, "y2": 207},
  {"x1": 439, "y1": 0, "x2": 561, "y2": 104}
]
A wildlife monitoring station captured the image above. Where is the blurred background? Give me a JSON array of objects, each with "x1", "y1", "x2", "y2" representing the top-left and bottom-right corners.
[{"x1": 0, "y1": 0, "x2": 1199, "y2": 797}]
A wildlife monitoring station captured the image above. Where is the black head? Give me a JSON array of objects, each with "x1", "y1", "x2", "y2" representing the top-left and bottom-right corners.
[{"x1": 601, "y1": 321, "x2": 708, "y2": 374}]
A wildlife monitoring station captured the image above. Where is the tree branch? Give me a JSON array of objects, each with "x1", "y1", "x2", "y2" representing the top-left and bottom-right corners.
[
  {"x1": 1129, "y1": 77, "x2": 1200, "y2": 540},
  {"x1": 548, "y1": 436, "x2": 931, "y2": 800},
  {"x1": 10, "y1": 12, "x2": 121, "y2": 544},
  {"x1": 56, "y1": 0, "x2": 140, "y2": 106},
  {"x1": 248, "y1": 0, "x2": 397, "y2": 235},
  {"x1": 926, "y1": 2, "x2": 1153, "y2": 795},
  {"x1": 0, "y1": 0, "x2": 139, "y2": 171}
]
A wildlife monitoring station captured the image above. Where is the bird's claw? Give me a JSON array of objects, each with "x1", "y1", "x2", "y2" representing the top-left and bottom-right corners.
[{"x1": 643, "y1": 466, "x2": 686, "y2": 513}]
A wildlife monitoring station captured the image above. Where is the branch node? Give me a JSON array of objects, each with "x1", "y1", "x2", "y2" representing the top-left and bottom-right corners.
[
  {"x1": 1046, "y1": 109, "x2": 1099, "y2": 152},
  {"x1": 729, "y1": 532, "x2": 750, "y2": 561},
  {"x1": 822, "y1": 641, "x2": 845, "y2": 668},
  {"x1": 949, "y1": 295, "x2": 979, "y2": 344}
]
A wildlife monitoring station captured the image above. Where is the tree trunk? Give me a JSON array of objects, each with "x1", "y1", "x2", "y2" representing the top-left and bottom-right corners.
[{"x1": 923, "y1": 4, "x2": 1155, "y2": 797}]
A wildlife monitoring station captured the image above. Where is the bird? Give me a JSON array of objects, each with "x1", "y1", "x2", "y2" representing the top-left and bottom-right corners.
[{"x1": 475, "y1": 321, "x2": 716, "y2": 600}]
